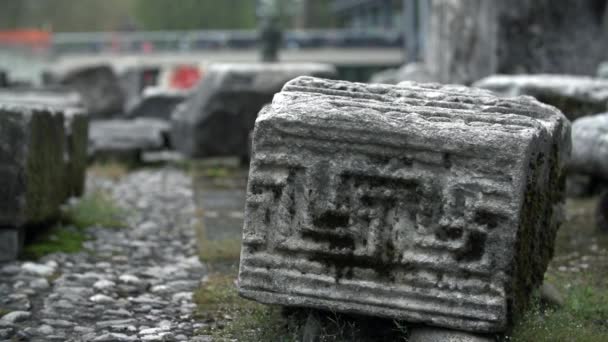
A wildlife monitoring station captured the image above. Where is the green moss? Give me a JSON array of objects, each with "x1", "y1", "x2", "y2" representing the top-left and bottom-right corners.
[
  {"x1": 510, "y1": 285, "x2": 608, "y2": 341},
  {"x1": 63, "y1": 192, "x2": 126, "y2": 229},
  {"x1": 509, "y1": 196, "x2": 608, "y2": 341},
  {"x1": 0, "y1": 308, "x2": 9, "y2": 318},
  {"x1": 21, "y1": 191, "x2": 126, "y2": 260},
  {"x1": 22, "y1": 225, "x2": 88, "y2": 260}
]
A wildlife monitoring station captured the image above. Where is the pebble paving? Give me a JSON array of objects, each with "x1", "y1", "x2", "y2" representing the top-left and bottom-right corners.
[{"x1": 0, "y1": 168, "x2": 213, "y2": 342}]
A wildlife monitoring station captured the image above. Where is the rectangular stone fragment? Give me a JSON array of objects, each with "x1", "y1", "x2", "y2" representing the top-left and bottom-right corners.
[
  {"x1": 0, "y1": 103, "x2": 66, "y2": 227},
  {"x1": 238, "y1": 77, "x2": 570, "y2": 333},
  {"x1": 0, "y1": 89, "x2": 89, "y2": 199}
]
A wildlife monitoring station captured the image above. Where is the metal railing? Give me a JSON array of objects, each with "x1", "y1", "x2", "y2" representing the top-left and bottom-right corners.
[{"x1": 51, "y1": 29, "x2": 404, "y2": 55}]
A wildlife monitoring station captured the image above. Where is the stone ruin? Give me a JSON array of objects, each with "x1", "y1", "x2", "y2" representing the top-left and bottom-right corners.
[
  {"x1": 473, "y1": 74, "x2": 608, "y2": 121},
  {"x1": 0, "y1": 89, "x2": 89, "y2": 261},
  {"x1": 170, "y1": 63, "x2": 336, "y2": 161},
  {"x1": 238, "y1": 77, "x2": 570, "y2": 333}
]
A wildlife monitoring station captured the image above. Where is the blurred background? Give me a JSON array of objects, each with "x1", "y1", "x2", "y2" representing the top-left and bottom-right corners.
[{"x1": 0, "y1": 0, "x2": 410, "y2": 84}]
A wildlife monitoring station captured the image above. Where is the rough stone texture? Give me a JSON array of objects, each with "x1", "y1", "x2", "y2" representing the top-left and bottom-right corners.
[
  {"x1": 0, "y1": 227, "x2": 24, "y2": 262},
  {"x1": 126, "y1": 88, "x2": 188, "y2": 120},
  {"x1": 170, "y1": 63, "x2": 336, "y2": 159},
  {"x1": 51, "y1": 65, "x2": 126, "y2": 119},
  {"x1": 238, "y1": 77, "x2": 570, "y2": 333},
  {"x1": 0, "y1": 169, "x2": 210, "y2": 341},
  {"x1": 88, "y1": 118, "x2": 170, "y2": 161},
  {"x1": 0, "y1": 103, "x2": 66, "y2": 227},
  {"x1": 369, "y1": 63, "x2": 437, "y2": 85},
  {"x1": 425, "y1": 0, "x2": 608, "y2": 84},
  {"x1": 63, "y1": 108, "x2": 89, "y2": 198},
  {"x1": 474, "y1": 75, "x2": 608, "y2": 121},
  {"x1": 408, "y1": 327, "x2": 494, "y2": 342},
  {"x1": 496, "y1": 0, "x2": 608, "y2": 76},
  {"x1": 0, "y1": 89, "x2": 89, "y2": 199},
  {"x1": 569, "y1": 113, "x2": 608, "y2": 177}
]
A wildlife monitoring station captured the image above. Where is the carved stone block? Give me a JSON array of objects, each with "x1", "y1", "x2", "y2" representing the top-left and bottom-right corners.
[{"x1": 238, "y1": 77, "x2": 570, "y2": 333}]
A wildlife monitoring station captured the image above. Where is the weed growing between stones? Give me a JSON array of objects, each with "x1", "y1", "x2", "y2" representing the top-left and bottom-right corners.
[
  {"x1": 63, "y1": 191, "x2": 126, "y2": 229},
  {"x1": 0, "y1": 308, "x2": 9, "y2": 318},
  {"x1": 193, "y1": 273, "x2": 410, "y2": 341},
  {"x1": 22, "y1": 225, "x2": 88, "y2": 259},
  {"x1": 507, "y1": 197, "x2": 608, "y2": 341},
  {"x1": 21, "y1": 191, "x2": 126, "y2": 259}
]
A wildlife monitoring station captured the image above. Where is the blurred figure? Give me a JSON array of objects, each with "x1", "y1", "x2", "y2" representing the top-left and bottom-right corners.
[{"x1": 257, "y1": 0, "x2": 283, "y2": 62}]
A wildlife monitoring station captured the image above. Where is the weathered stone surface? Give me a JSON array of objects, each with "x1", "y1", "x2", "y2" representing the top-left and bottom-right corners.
[
  {"x1": 474, "y1": 75, "x2": 608, "y2": 120},
  {"x1": 126, "y1": 88, "x2": 187, "y2": 120},
  {"x1": 51, "y1": 65, "x2": 125, "y2": 119},
  {"x1": 88, "y1": 119, "x2": 170, "y2": 161},
  {"x1": 496, "y1": 0, "x2": 608, "y2": 76},
  {"x1": 238, "y1": 77, "x2": 570, "y2": 333},
  {"x1": 0, "y1": 103, "x2": 66, "y2": 227},
  {"x1": 63, "y1": 108, "x2": 89, "y2": 197},
  {"x1": 425, "y1": 0, "x2": 608, "y2": 83},
  {"x1": 0, "y1": 89, "x2": 89, "y2": 199},
  {"x1": 569, "y1": 113, "x2": 608, "y2": 177},
  {"x1": 171, "y1": 63, "x2": 336, "y2": 159},
  {"x1": 369, "y1": 63, "x2": 436, "y2": 85},
  {"x1": 0, "y1": 227, "x2": 24, "y2": 262}
]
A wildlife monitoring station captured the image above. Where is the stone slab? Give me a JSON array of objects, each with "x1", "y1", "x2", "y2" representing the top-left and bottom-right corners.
[
  {"x1": 170, "y1": 62, "x2": 336, "y2": 159},
  {"x1": 238, "y1": 77, "x2": 570, "y2": 333},
  {"x1": 49, "y1": 64, "x2": 125, "y2": 119},
  {"x1": 125, "y1": 87, "x2": 188, "y2": 120},
  {"x1": 0, "y1": 103, "x2": 66, "y2": 227},
  {"x1": 473, "y1": 74, "x2": 608, "y2": 120},
  {"x1": 88, "y1": 118, "x2": 170, "y2": 161},
  {"x1": 569, "y1": 112, "x2": 608, "y2": 178},
  {"x1": 0, "y1": 89, "x2": 89, "y2": 199},
  {"x1": 64, "y1": 108, "x2": 89, "y2": 198}
]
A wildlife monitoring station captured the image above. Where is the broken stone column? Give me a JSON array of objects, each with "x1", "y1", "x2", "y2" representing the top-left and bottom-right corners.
[
  {"x1": 426, "y1": 0, "x2": 498, "y2": 85},
  {"x1": 0, "y1": 103, "x2": 67, "y2": 261},
  {"x1": 170, "y1": 63, "x2": 336, "y2": 160},
  {"x1": 238, "y1": 77, "x2": 570, "y2": 333}
]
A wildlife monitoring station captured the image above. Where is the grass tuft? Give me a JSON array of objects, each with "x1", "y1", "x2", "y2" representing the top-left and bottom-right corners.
[
  {"x1": 0, "y1": 308, "x2": 9, "y2": 318},
  {"x1": 22, "y1": 225, "x2": 88, "y2": 260},
  {"x1": 63, "y1": 192, "x2": 126, "y2": 229},
  {"x1": 510, "y1": 285, "x2": 608, "y2": 341},
  {"x1": 21, "y1": 191, "x2": 126, "y2": 260}
]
